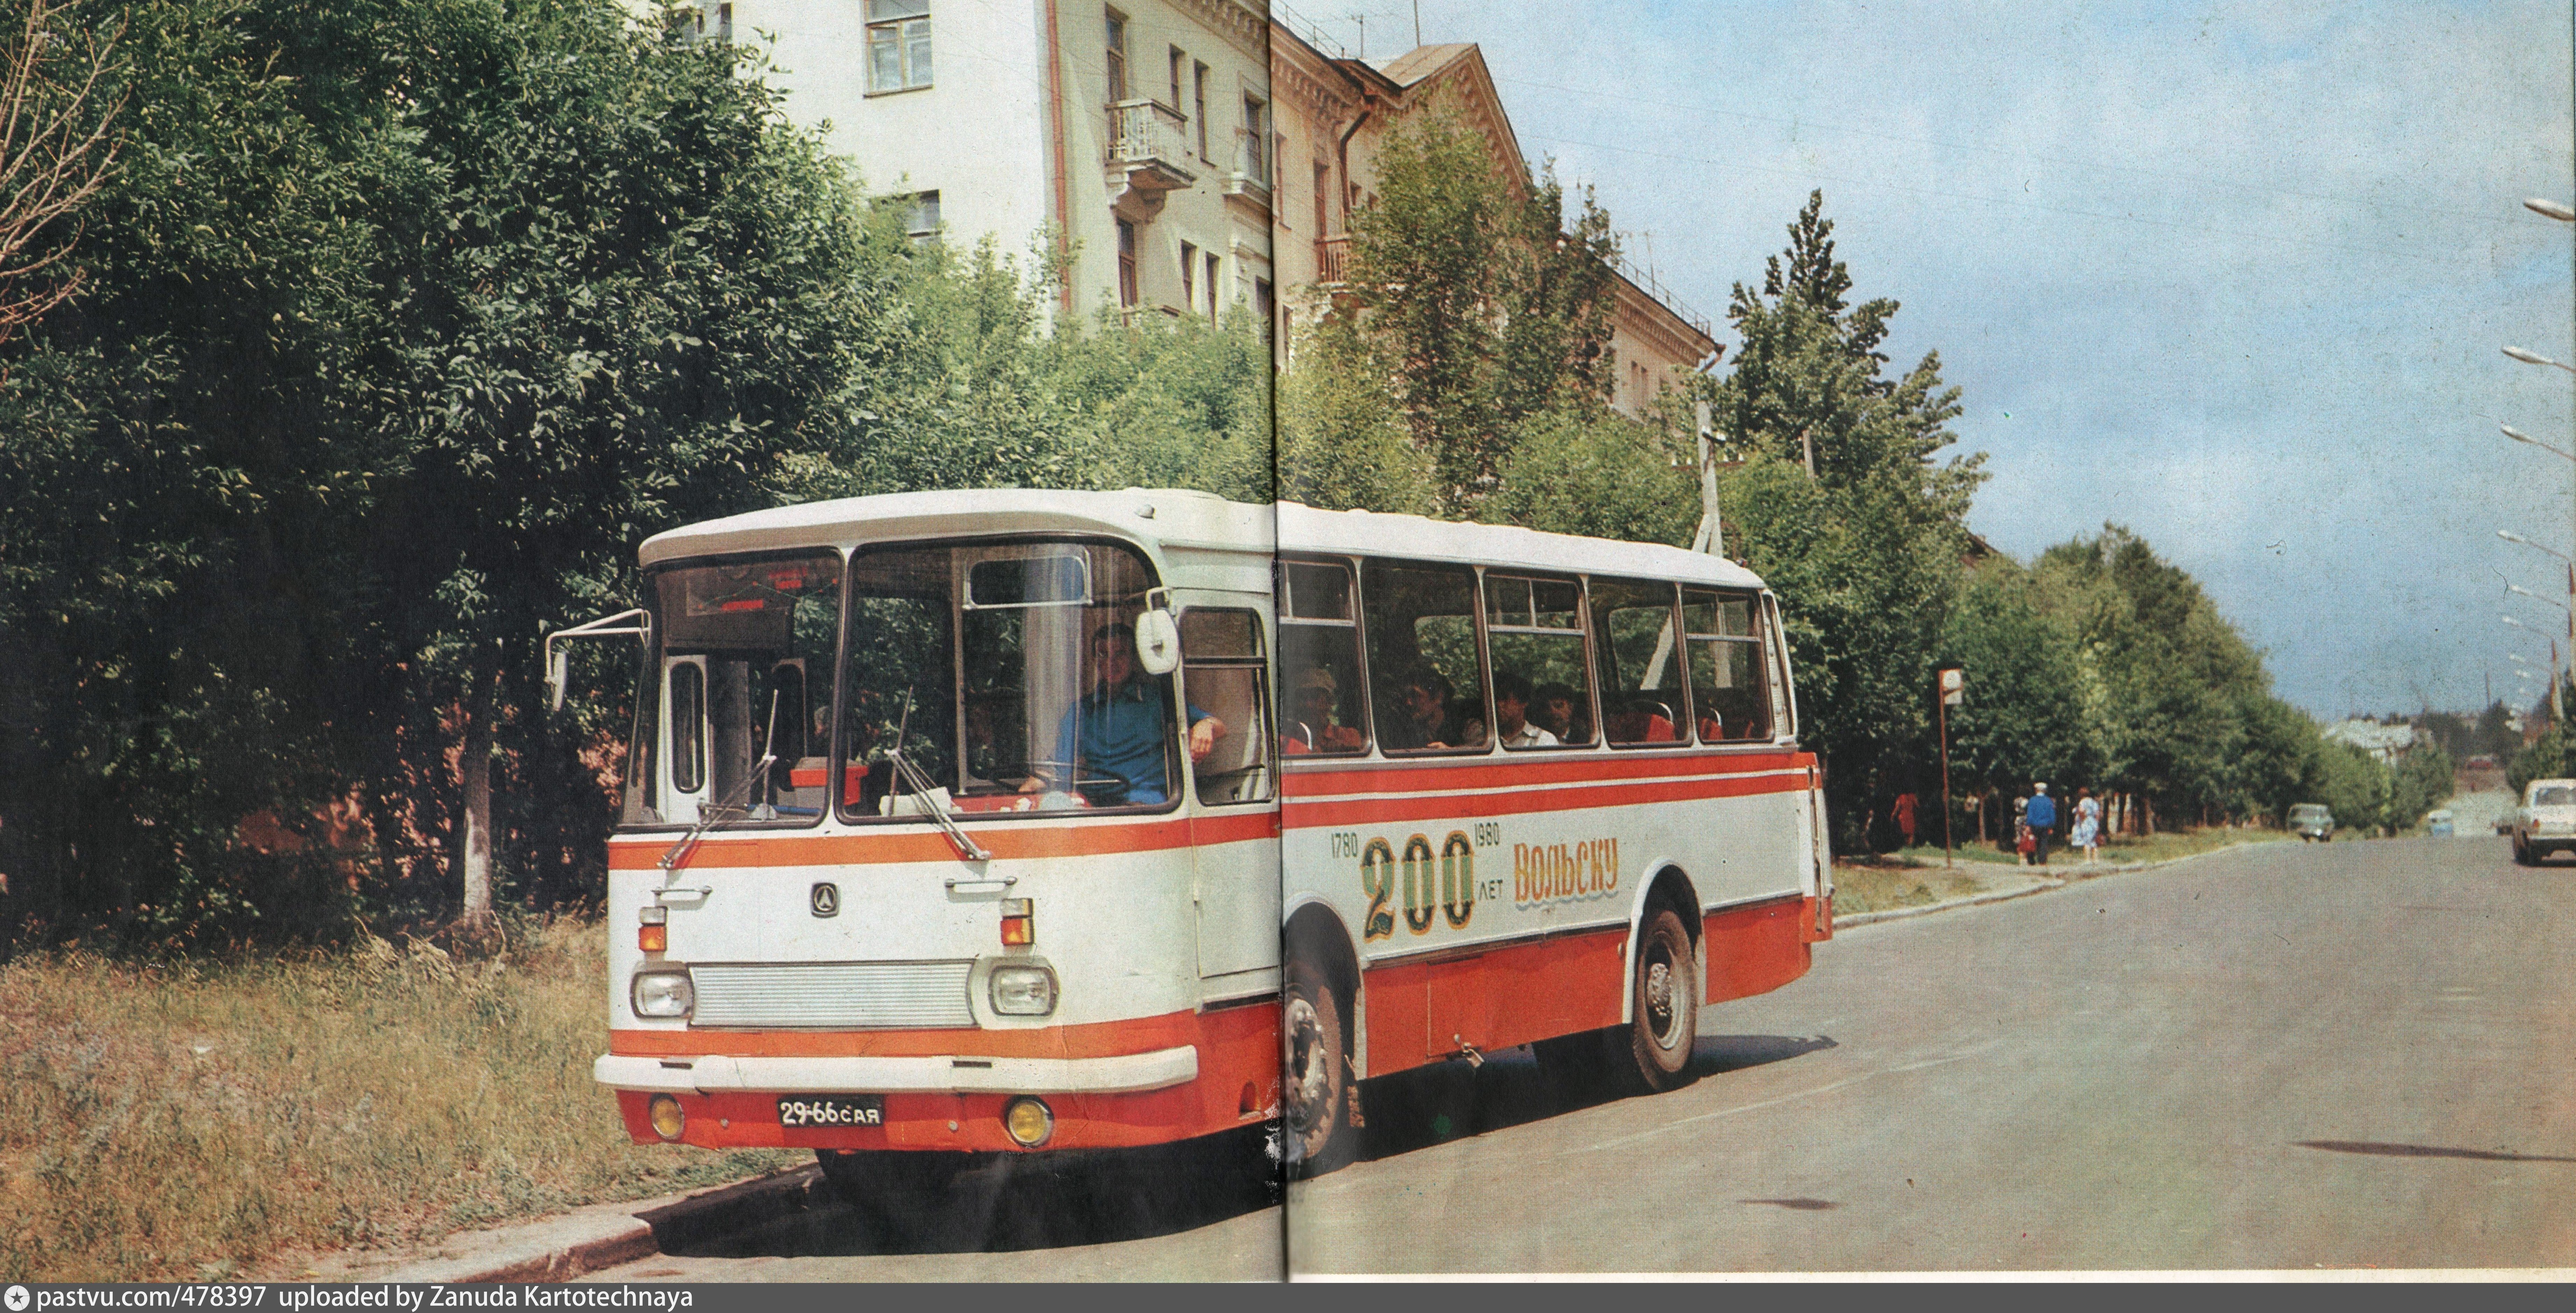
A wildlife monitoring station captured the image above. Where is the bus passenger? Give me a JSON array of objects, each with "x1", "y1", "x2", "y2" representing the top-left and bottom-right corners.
[
  {"x1": 1381, "y1": 668, "x2": 1468, "y2": 751},
  {"x1": 1022, "y1": 622, "x2": 1223, "y2": 805},
  {"x1": 1534, "y1": 682, "x2": 1589, "y2": 745},
  {"x1": 1282, "y1": 666, "x2": 1364, "y2": 755},
  {"x1": 1492, "y1": 672, "x2": 1559, "y2": 749}
]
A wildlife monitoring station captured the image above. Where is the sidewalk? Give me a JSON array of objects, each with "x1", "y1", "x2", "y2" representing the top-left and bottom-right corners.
[{"x1": 1834, "y1": 833, "x2": 2268, "y2": 928}]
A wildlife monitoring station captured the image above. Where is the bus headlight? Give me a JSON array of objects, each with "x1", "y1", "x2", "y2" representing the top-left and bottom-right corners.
[
  {"x1": 1003, "y1": 1096, "x2": 1054, "y2": 1147},
  {"x1": 631, "y1": 969, "x2": 695, "y2": 1019},
  {"x1": 989, "y1": 965, "x2": 1058, "y2": 1017}
]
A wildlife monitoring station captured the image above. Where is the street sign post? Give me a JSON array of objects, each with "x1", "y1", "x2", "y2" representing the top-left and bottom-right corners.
[{"x1": 1937, "y1": 666, "x2": 1965, "y2": 868}]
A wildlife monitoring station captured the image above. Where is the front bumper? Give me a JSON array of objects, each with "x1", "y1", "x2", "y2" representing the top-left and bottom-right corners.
[{"x1": 593, "y1": 1046, "x2": 1198, "y2": 1096}]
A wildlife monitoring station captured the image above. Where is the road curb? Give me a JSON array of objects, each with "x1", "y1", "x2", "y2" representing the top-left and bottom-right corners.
[
  {"x1": 369, "y1": 1165, "x2": 825, "y2": 1284},
  {"x1": 1834, "y1": 841, "x2": 2274, "y2": 928}
]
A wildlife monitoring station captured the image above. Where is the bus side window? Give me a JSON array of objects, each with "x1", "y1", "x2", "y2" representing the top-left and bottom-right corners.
[
  {"x1": 1682, "y1": 589, "x2": 1771, "y2": 742},
  {"x1": 1589, "y1": 578, "x2": 1683, "y2": 746},
  {"x1": 1364, "y1": 560, "x2": 1488, "y2": 754},
  {"x1": 1277, "y1": 559, "x2": 1368, "y2": 756},
  {"x1": 1485, "y1": 573, "x2": 1591, "y2": 749},
  {"x1": 1181, "y1": 607, "x2": 1271, "y2": 804}
]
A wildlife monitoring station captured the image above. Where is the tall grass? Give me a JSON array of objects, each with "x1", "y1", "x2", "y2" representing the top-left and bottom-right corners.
[{"x1": 0, "y1": 919, "x2": 801, "y2": 1281}]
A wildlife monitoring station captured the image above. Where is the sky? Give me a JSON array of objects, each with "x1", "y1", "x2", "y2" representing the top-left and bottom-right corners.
[{"x1": 1279, "y1": 0, "x2": 2576, "y2": 720}]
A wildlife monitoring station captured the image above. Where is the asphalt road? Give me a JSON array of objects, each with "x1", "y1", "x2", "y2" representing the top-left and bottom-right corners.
[{"x1": 585, "y1": 833, "x2": 2576, "y2": 1278}]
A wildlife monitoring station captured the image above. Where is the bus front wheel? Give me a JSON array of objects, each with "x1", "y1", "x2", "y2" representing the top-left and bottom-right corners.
[
  {"x1": 1283, "y1": 959, "x2": 1352, "y2": 1175},
  {"x1": 1623, "y1": 907, "x2": 1700, "y2": 1094}
]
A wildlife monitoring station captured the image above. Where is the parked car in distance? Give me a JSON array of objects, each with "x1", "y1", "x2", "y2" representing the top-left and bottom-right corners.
[
  {"x1": 2426, "y1": 809, "x2": 2455, "y2": 837},
  {"x1": 2511, "y1": 778, "x2": 2576, "y2": 865},
  {"x1": 2288, "y1": 803, "x2": 2335, "y2": 842},
  {"x1": 2466, "y1": 754, "x2": 2498, "y2": 770}
]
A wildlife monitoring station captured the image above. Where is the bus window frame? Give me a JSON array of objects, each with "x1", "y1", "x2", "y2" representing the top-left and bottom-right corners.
[
  {"x1": 1681, "y1": 586, "x2": 1772, "y2": 745},
  {"x1": 832, "y1": 533, "x2": 1185, "y2": 825},
  {"x1": 1588, "y1": 576, "x2": 1692, "y2": 749},
  {"x1": 1763, "y1": 591, "x2": 1798, "y2": 742},
  {"x1": 1276, "y1": 554, "x2": 1374, "y2": 758},
  {"x1": 1177, "y1": 605, "x2": 1274, "y2": 805},
  {"x1": 1360, "y1": 556, "x2": 1493, "y2": 757},
  {"x1": 621, "y1": 546, "x2": 850, "y2": 833},
  {"x1": 1478, "y1": 568, "x2": 1601, "y2": 753}
]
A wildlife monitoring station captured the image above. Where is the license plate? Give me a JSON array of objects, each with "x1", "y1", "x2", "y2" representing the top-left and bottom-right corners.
[{"x1": 777, "y1": 1095, "x2": 884, "y2": 1128}]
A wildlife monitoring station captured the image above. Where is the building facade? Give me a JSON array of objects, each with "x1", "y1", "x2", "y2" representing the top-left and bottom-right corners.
[{"x1": 685, "y1": 3, "x2": 1712, "y2": 415}]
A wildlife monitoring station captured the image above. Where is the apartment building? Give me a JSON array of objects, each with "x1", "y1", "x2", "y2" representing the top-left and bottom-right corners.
[
  {"x1": 1268, "y1": 30, "x2": 1720, "y2": 417},
  {"x1": 685, "y1": 0, "x2": 1274, "y2": 324},
  {"x1": 680, "y1": 3, "x2": 1710, "y2": 415}
]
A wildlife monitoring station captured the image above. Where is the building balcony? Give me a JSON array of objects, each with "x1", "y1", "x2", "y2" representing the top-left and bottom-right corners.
[
  {"x1": 1106, "y1": 99, "x2": 1196, "y2": 220},
  {"x1": 1314, "y1": 235, "x2": 1351, "y2": 285}
]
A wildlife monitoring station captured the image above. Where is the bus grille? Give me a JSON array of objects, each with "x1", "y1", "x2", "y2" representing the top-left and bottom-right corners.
[{"x1": 689, "y1": 961, "x2": 977, "y2": 1030}]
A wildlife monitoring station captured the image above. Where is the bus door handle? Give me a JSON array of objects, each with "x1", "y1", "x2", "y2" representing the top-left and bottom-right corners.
[
  {"x1": 654, "y1": 885, "x2": 714, "y2": 902},
  {"x1": 944, "y1": 875, "x2": 1018, "y2": 891}
]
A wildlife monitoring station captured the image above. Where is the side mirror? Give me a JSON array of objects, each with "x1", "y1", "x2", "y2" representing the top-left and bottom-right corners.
[
  {"x1": 547, "y1": 646, "x2": 569, "y2": 713},
  {"x1": 1134, "y1": 609, "x2": 1181, "y2": 675}
]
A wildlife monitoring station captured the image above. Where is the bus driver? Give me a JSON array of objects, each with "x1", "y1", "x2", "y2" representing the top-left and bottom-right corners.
[{"x1": 1022, "y1": 622, "x2": 1224, "y2": 805}]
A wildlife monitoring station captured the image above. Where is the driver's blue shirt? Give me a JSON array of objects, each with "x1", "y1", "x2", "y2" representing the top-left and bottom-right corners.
[{"x1": 1052, "y1": 677, "x2": 1209, "y2": 805}]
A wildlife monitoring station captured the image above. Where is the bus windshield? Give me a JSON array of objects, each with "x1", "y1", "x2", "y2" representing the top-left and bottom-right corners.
[
  {"x1": 626, "y1": 552, "x2": 844, "y2": 828},
  {"x1": 839, "y1": 539, "x2": 1169, "y2": 818}
]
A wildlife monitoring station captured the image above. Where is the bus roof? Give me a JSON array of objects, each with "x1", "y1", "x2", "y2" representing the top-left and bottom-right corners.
[{"x1": 638, "y1": 488, "x2": 1768, "y2": 590}]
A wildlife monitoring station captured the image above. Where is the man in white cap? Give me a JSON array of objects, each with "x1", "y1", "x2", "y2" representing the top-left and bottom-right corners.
[{"x1": 2024, "y1": 781, "x2": 2057, "y2": 866}]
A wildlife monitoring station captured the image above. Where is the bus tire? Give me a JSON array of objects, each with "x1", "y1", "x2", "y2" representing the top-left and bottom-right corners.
[
  {"x1": 814, "y1": 1149, "x2": 968, "y2": 1235},
  {"x1": 1623, "y1": 907, "x2": 1699, "y2": 1094},
  {"x1": 1283, "y1": 958, "x2": 1352, "y2": 1176}
]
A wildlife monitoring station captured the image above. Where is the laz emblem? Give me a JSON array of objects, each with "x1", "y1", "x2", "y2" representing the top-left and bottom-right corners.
[{"x1": 810, "y1": 882, "x2": 840, "y2": 917}]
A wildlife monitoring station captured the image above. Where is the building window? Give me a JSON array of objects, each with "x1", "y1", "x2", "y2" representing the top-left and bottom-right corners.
[
  {"x1": 1194, "y1": 63, "x2": 1211, "y2": 161},
  {"x1": 1117, "y1": 219, "x2": 1138, "y2": 309},
  {"x1": 1168, "y1": 46, "x2": 1184, "y2": 110},
  {"x1": 1205, "y1": 252, "x2": 1221, "y2": 319},
  {"x1": 866, "y1": 0, "x2": 931, "y2": 93},
  {"x1": 1312, "y1": 163, "x2": 1329, "y2": 234},
  {"x1": 1240, "y1": 93, "x2": 1268, "y2": 185},
  {"x1": 1253, "y1": 277, "x2": 1275, "y2": 340},
  {"x1": 1105, "y1": 9, "x2": 1129, "y2": 101},
  {"x1": 1180, "y1": 241, "x2": 1197, "y2": 311},
  {"x1": 905, "y1": 191, "x2": 941, "y2": 245}
]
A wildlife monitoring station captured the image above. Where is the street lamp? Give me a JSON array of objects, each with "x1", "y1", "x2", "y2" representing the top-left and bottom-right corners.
[
  {"x1": 2511, "y1": 583, "x2": 2569, "y2": 609},
  {"x1": 2501, "y1": 424, "x2": 2576, "y2": 460},
  {"x1": 2500, "y1": 528, "x2": 2574, "y2": 558},
  {"x1": 2505, "y1": 614, "x2": 2566, "y2": 722},
  {"x1": 2529, "y1": 199, "x2": 2576, "y2": 222},
  {"x1": 2505, "y1": 346, "x2": 2576, "y2": 374}
]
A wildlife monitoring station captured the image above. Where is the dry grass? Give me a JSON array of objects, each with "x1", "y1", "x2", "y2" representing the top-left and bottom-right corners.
[
  {"x1": 1829, "y1": 863, "x2": 1986, "y2": 916},
  {"x1": 0, "y1": 919, "x2": 802, "y2": 1282}
]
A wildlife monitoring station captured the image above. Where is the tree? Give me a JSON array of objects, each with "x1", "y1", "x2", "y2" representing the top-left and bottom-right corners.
[
  {"x1": 0, "y1": 0, "x2": 120, "y2": 343},
  {"x1": 1319, "y1": 112, "x2": 1619, "y2": 516},
  {"x1": 354, "y1": 1, "x2": 894, "y2": 931},
  {"x1": 1703, "y1": 192, "x2": 1980, "y2": 845}
]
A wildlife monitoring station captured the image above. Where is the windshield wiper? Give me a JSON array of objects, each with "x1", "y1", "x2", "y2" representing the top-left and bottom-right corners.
[{"x1": 883, "y1": 689, "x2": 990, "y2": 864}]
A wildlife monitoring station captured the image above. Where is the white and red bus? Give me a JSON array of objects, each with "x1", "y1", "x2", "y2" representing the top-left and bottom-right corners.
[{"x1": 555, "y1": 488, "x2": 1830, "y2": 1202}]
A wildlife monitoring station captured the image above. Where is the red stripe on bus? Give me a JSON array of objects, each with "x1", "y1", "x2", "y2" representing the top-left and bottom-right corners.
[
  {"x1": 1284, "y1": 749, "x2": 1814, "y2": 797},
  {"x1": 1284, "y1": 770, "x2": 1806, "y2": 829},
  {"x1": 606, "y1": 809, "x2": 1281, "y2": 870}
]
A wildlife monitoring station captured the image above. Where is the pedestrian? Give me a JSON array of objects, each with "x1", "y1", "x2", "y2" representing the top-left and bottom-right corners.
[
  {"x1": 2025, "y1": 781, "x2": 2057, "y2": 866},
  {"x1": 2072, "y1": 786, "x2": 2102, "y2": 864},
  {"x1": 2009, "y1": 787, "x2": 2030, "y2": 855},
  {"x1": 1890, "y1": 791, "x2": 1919, "y2": 850}
]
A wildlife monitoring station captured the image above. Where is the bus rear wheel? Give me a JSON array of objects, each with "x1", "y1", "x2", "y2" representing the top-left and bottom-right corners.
[
  {"x1": 1623, "y1": 907, "x2": 1699, "y2": 1094},
  {"x1": 1283, "y1": 959, "x2": 1352, "y2": 1175}
]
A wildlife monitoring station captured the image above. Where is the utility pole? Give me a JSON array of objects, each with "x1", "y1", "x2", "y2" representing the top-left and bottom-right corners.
[{"x1": 1690, "y1": 400, "x2": 1725, "y2": 557}]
